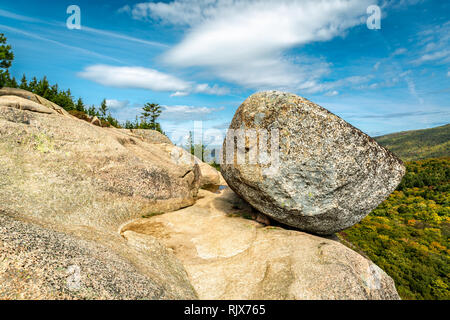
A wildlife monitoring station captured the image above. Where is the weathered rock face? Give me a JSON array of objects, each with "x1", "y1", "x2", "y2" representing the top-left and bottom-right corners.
[
  {"x1": 0, "y1": 94, "x2": 200, "y2": 231},
  {"x1": 123, "y1": 188, "x2": 400, "y2": 300},
  {"x1": 221, "y1": 91, "x2": 405, "y2": 235},
  {"x1": 0, "y1": 213, "x2": 194, "y2": 300},
  {"x1": 119, "y1": 128, "x2": 173, "y2": 145},
  {"x1": 0, "y1": 95, "x2": 57, "y2": 114},
  {"x1": 0, "y1": 87, "x2": 70, "y2": 116},
  {"x1": 160, "y1": 143, "x2": 225, "y2": 189},
  {"x1": 0, "y1": 91, "x2": 199, "y2": 299}
]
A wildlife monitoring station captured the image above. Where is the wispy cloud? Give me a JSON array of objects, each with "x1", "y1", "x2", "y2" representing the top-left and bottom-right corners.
[
  {"x1": 161, "y1": 105, "x2": 225, "y2": 121},
  {"x1": 0, "y1": 25, "x2": 123, "y2": 63},
  {"x1": 0, "y1": 8, "x2": 43, "y2": 23},
  {"x1": 325, "y1": 90, "x2": 339, "y2": 97},
  {"x1": 0, "y1": 8, "x2": 167, "y2": 49},
  {"x1": 81, "y1": 26, "x2": 169, "y2": 48},
  {"x1": 105, "y1": 99, "x2": 130, "y2": 110},
  {"x1": 411, "y1": 21, "x2": 450, "y2": 65},
  {"x1": 348, "y1": 110, "x2": 449, "y2": 120},
  {"x1": 77, "y1": 64, "x2": 228, "y2": 96},
  {"x1": 392, "y1": 48, "x2": 407, "y2": 56},
  {"x1": 412, "y1": 50, "x2": 450, "y2": 65}
]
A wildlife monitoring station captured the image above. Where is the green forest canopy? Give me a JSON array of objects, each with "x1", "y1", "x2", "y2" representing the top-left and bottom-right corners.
[{"x1": 340, "y1": 157, "x2": 449, "y2": 300}]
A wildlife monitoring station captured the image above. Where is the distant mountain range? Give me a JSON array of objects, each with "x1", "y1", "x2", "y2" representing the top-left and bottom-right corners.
[{"x1": 374, "y1": 124, "x2": 450, "y2": 161}]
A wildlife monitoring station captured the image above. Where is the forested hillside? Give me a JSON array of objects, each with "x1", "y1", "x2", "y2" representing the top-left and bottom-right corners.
[
  {"x1": 340, "y1": 158, "x2": 450, "y2": 300},
  {"x1": 375, "y1": 124, "x2": 450, "y2": 161}
]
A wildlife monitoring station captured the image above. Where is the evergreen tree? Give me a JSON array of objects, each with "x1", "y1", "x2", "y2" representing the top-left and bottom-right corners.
[
  {"x1": 0, "y1": 33, "x2": 14, "y2": 87},
  {"x1": 106, "y1": 113, "x2": 119, "y2": 128},
  {"x1": 140, "y1": 103, "x2": 162, "y2": 132},
  {"x1": 7, "y1": 75, "x2": 18, "y2": 88},
  {"x1": 124, "y1": 120, "x2": 134, "y2": 129},
  {"x1": 50, "y1": 84, "x2": 59, "y2": 99},
  {"x1": 75, "y1": 97, "x2": 85, "y2": 112},
  {"x1": 19, "y1": 74, "x2": 28, "y2": 90},
  {"x1": 35, "y1": 76, "x2": 50, "y2": 98},
  {"x1": 99, "y1": 99, "x2": 108, "y2": 119},
  {"x1": 87, "y1": 105, "x2": 98, "y2": 117},
  {"x1": 28, "y1": 77, "x2": 38, "y2": 92}
]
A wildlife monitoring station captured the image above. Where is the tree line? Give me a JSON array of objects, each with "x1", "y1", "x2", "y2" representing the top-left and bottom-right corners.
[{"x1": 0, "y1": 33, "x2": 163, "y2": 132}]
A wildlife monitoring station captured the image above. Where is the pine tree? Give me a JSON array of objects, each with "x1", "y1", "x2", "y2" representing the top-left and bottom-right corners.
[
  {"x1": 87, "y1": 105, "x2": 98, "y2": 117},
  {"x1": 28, "y1": 77, "x2": 38, "y2": 92},
  {"x1": 19, "y1": 74, "x2": 28, "y2": 90},
  {"x1": 36, "y1": 76, "x2": 50, "y2": 98},
  {"x1": 75, "y1": 97, "x2": 85, "y2": 112},
  {"x1": 141, "y1": 103, "x2": 162, "y2": 131},
  {"x1": 106, "y1": 113, "x2": 119, "y2": 128},
  {"x1": 99, "y1": 99, "x2": 108, "y2": 119},
  {"x1": 50, "y1": 84, "x2": 59, "y2": 98},
  {"x1": 7, "y1": 76, "x2": 18, "y2": 88},
  {"x1": 124, "y1": 120, "x2": 134, "y2": 129},
  {"x1": 52, "y1": 88, "x2": 74, "y2": 110},
  {"x1": 0, "y1": 33, "x2": 14, "y2": 87},
  {"x1": 134, "y1": 115, "x2": 140, "y2": 128}
]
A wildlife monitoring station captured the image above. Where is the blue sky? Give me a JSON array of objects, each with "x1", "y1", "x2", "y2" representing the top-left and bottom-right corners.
[{"x1": 0, "y1": 0, "x2": 449, "y2": 144}]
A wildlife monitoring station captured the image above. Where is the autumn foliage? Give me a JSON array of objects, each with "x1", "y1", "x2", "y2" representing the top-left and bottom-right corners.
[{"x1": 340, "y1": 157, "x2": 449, "y2": 300}]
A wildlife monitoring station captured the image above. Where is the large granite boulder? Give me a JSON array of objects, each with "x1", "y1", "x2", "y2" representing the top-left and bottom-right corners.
[
  {"x1": 122, "y1": 188, "x2": 400, "y2": 300},
  {"x1": 221, "y1": 91, "x2": 405, "y2": 235},
  {"x1": 0, "y1": 92, "x2": 199, "y2": 299}
]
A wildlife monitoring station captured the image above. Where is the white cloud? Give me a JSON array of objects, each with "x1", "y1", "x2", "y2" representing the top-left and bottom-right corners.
[
  {"x1": 413, "y1": 50, "x2": 450, "y2": 64},
  {"x1": 311, "y1": 75, "x2": 373, "y2": 94},
  {"x1": 412, "y1": 21, "x2": 450, "y2": 65},
  {"x1": 373, "y1": 61, "x2": 381, "y2": 70},
  {"x1": 193, "y1": 83, "x2": 229, "y2": 95},
  {"x1": 380, "y1": 0, "x2": 425, "y2": 9},
  {"x1": 161, "y1": 105, "x2": 225, "y2": 121},
  {"x1": 129, "y1": 0, "x2": 373, "y2": 92},
  {"x1": 78, "y1": 65, "x2": 190, "y2": 92},
  {"x1": 170, "y1": 91, "x2": 190, "y2": 97},
  {"x1": 105, "y1": 99, "x2": 130, "y2": 110},
  {"x1": 325, "y1": 90, "x2": 339, "y2": 96},
  {"x1": 392, "y1": 48, "x2": 407, "y2": 56},
  {"x1": 117, "y1": 5, "x2": 132, "y2": 14},
  {"x1": 77, "y1": 64, "x2": 228, "y2": 95}
]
